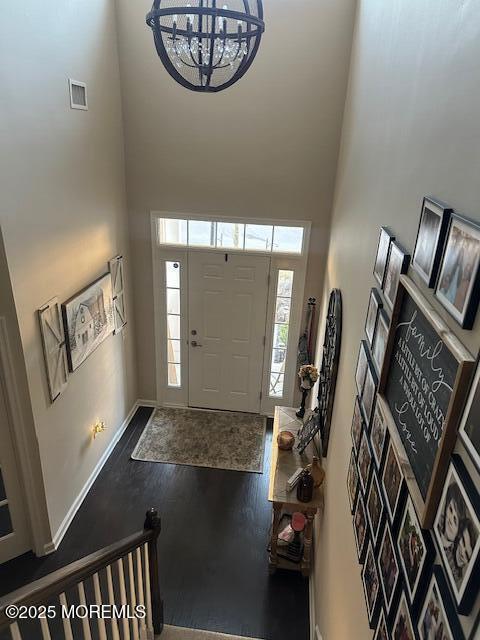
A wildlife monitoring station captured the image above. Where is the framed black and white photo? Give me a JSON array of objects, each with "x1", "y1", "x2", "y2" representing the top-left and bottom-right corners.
[
  {"x1": 459, "y1": 360, "x2": 480, "y2": 471},
  {"x1": 383, "y1": 241, "x2": 410, "y2": 310},
  {"x1": 356, "y1": 340, "x2": 370, "y2": 397},
  {"x1": 378, "y1": 523, "x2": 401, "y2": 615},
  {"x1": 372, "y1": 309, "x2": 390, "y2": 376},
  {"x1": 348, "y1": 448, "x2": 359, "y2": 513},
  {"x1": 351, "y1": 396, "x2": 364, "y2": 457},
  {"x1": 361, "y1": 359, "x2": 377, "y2": 428},
  {"x1": 413, "y1": 197, "x2": 452, "y2": 288},
  {"x1": 365, "y1": 288, "x2": 383, "y2": 348},
  {"x1": 374, "y1": 227, "x2": 395, "y2": 288},
  {"x1": 417, "y1": 566, "x2": 465, "y2": 640},
  {"x1": 433, "y1": 456, "x2": 480, "y2": 614},
  {"x1": 373, "y1": 608, "x2": 389, "y2": 640},
  {"x1": 362, "y1": 541, "x2": 381, "y2": 628},
  {"x1": 435, "y1": 213, "x2": 480, "y2": 329},
  {"x1": 371, "y1": 401, "x2": 388, "y2": 469},
  {"x1": 357, "y1": 430, "x2": 373, "y2": 494},
  {"x1": 354, "y1": 493, "x2": 369, "y2": 563},
  {"x1": 382, "y1": 440, "x2": 404, "y2": 523},
  {"x1": 367, "y1": 470, "x2": 384, "y2": 547},
  {"x1": 392, "y1": 592, "x2": 416, "y2": 640},
  {"x1": 397, "y1": 496, "x2": 432, "y2": 604}
]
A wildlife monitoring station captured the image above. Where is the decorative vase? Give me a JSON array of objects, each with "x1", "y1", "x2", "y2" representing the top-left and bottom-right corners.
[
  {"x1": 296, "y1": 388, "x2": 310, "y2": 418},
  {"x1": 277, "y1": 431, "x2": 295, "y2": 451},
  {"x1": 306, "y1": 457, "x2": 325, "y2": 488},
  {"x1": 296, "y1": 470, "x2": 314, "y2": 503}
]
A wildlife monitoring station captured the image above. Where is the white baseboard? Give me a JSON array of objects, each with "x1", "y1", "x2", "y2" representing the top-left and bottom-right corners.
[
  {"x1": 48, "y1": 400, "x2": 143, "y2": 552},
  {"x1": 137, "y1": 398, "x2": 158, "y2": 408}
]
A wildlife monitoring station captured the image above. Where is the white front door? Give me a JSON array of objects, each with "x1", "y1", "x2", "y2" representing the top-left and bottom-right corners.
[
  {"x1": 0, "y1": 376, "x2": 30, "y2": 563},
  {"x1": 188, "y1": 252, "x2": 270, "y2": 413}
]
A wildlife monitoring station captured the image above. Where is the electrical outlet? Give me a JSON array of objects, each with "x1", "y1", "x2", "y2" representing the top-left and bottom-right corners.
[{"x1": 315, "y1": 625, "x2": 323, "y2": 640}]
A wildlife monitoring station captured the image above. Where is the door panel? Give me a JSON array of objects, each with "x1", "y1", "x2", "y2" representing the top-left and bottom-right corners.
[{"x1": 188, "y1": 252, "x2": 270, "y2": 412}]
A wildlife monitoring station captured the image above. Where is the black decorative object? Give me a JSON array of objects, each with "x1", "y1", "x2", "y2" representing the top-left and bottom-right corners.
[
  {"x1": 296, "y1": 470, "x2": 314, "y2": 503},
  {"x1": 296, "y1": 388, "x2": 309, "y2": 419},
  {"x1": 146, "y1": 0, "x2": 265, "y2": 92},
  {"x1": 317, "y1": 289, "x2": 342, "y2": 455},
  {"x1": 296, "y1": 409, "x2": 321, "y2": 455}
]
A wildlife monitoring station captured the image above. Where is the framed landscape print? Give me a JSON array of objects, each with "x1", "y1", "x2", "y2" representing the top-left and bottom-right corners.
[
  {"x1": 413, "y1": 197, "x2": 452, "y2": 288},
  {"x1": 372, "y1": 309, "x2": 390, "y2": 376},
  {"x1": 361, "y1": 360, "x2": 377, "y2": 428},
  {"x1": 373, "y1": 609, "x2": 389, "y2": 640},
  {"x1": 371, "y1": 401, "x2": 388, "y2": 469},
  {"x1": 383, "y1": 241, "x2": 410, "y2": 310},
  {"x1": 354, "y1": 493, "x2": 369, "y2": 563},
  {"x1": 397, "y1": 496, "x2": 432, "y2": 604},
  {"x1": 417, "y1": 566, "x2": 464, "y2": 640},
  {"x1": 62, "y1": 273, "x2": 115, "y2": 372},
  {"x1": 392, "y1": 592, "x2": 416, "y2": 640},
  {"x1": 367, "y1": 470, "x2": 384, "y2": 547},
  {"x1": 435, "y1": 213, "x2": 480, "y2": 329},
  {"x1": 381, "y1": 440, "x2": 404, "y2": 523},
  {"x1": 433, "y1": 456, "x2": 480, "y2": 614},
  {"x1": 459, "y1": 359, "x2": 480, "y2": 471},
  {"x1": 378, "y1": 277, "x2": 475, "y2": 527},
  {"x1": 351, "y1": 396, "x2": 364, "y2": 457},
  {"x1": 362, "y1": 542, "x2": 381, "y2": 628},
  {"x1": 357, "y1": 430, "x2": 373, "y2": 494},
  {"x1": 348, "y1": 448, "x2": 359, "y2": 513},
  {"x1": 356, "y1": 340, "x2": 370, "y2": 397},
  {"x1": 374, "y1": 227, "x2": 395, "y2": 288},
  {"x1": 366, "y1": 288, "x2": 383, "y2": 348},
  {"x1": 378, "y1": 523, "x2": 401, "y2": 615}
]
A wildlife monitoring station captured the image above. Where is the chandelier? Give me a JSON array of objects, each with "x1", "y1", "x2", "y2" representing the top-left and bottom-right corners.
[{"x1": 146, "y1": 0, "x2": 265, "y2": 92}]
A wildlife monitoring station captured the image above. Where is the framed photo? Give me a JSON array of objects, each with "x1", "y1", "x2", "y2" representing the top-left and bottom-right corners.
[
  {"x1": 361, "y1": 360, "x2": 377, "y2": 428},
  {"x1": 347, "y1": 448, "x2": 359, "y2": 513},
  {"x1": 362, "y1": 542, "x2": 381, "y2": 628},
  {"x1": 62, "y1": 273, "x2": 115, "y2": 371},
  {"x1": 374, "y1": 227, "x2": 395, "y2": 288},
  {"x1": 459, "y1": 359, "x2": 480, "y2": 472},
  {"x1": 413, "y1": 197, "x2": 452, "y2": 288},
  {"x1": 381, "y1": 440, "x2": 404, "y2": 523},
  {"x1": 354, "y1": 493, "x2": 369, "y2": 563},
  {"x1": 392, "y1": 592, "x2": 417, "y2": 640},
  {"x1": 371, "y1": 401, "x2": 388, "y2": 469},
  {"x1": 365, "y1": 288, "x2": 383, "y2": 348},
  {"x1": 374, "y1": 608, "x2": 389, "y2": 640},
  {"x1": 367, "y1": 470, "x2": 385, "y2": 547},
  {"x1": 378, "y1": 523, "x2": 401, "y2": 615},
  {"x1": 372, "y1": 309, "x2": 390, "y2": 376},
  {"x1": 351, "y1": 396, "x2": 364, "y2": 457},
  {"x1": 397, "y1": 496, "x2": 432, "y2": 604},
  {"x1": 357, "y1": 430, "x2": 373, "y2": 494},
  {"x1": 383, "y1": 241, "x2": 410, "y2": 310},
  {"x1": 435, "y1": 213, "x2": 480, "y2": 329},
  {"x1": 417, "y1": 566, "x2": 465, "y2": 640},
  {"x1": 356, "y1": 340, "x2": 370, "y2": 397},
  {"x1": 433, "y1": 456, "x2": 480, "y2": 614}
]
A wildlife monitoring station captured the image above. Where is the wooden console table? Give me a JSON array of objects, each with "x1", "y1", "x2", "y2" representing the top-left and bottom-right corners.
[{"x1": 268, "y1": 406, "x2": 323, "y2": 577}]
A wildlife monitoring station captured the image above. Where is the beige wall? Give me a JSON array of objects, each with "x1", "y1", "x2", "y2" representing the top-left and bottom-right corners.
[
  {"x1": 0, "y1": 0, "x2": 137, "y2": 541},
  {"x1": 115, "y1": 0, "x2": 357, "y2": 399},
  {"x1": 314, "y1": 1, "x2": 480, "y2": 638}
]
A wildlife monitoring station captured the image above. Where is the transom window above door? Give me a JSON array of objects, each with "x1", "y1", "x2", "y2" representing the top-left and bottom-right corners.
[{"x1": 157, "y1": 216, "x2": 306, "y2": 255}]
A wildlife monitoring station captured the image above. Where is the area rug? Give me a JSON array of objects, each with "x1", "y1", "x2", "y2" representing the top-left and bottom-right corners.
[
  {"x1": 131, "y1": 407, "x2": 266, "y2": 473},
  {"x1": 159, "y1": 625, "x2": 264, "y2": 640}
]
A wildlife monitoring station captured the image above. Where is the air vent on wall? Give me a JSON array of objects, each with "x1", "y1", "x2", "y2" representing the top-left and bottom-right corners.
[{"x1": 68, "y1": 79, "x2": 88, "y2": 110}]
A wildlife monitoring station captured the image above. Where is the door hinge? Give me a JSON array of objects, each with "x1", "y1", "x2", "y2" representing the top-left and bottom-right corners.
[
  {"x1": 259, "y1": 391, "x2": 263, "y2": 400},
  {"x1": 267, "y1": 273, "x2": 271, "y2": 286},
  {"x1": 263, "y1": 335, "x2": 266, "y2": 346}
]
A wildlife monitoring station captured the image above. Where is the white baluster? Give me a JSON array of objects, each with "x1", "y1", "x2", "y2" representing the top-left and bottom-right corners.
[
  {"x1": 93, "y1": 572, "x2": 108, "y2": 640},
  {"x1": 39, "y1": 617, "x2": 52, "y2": 640},
  {"x1": 106, "y1": 564, "x2": 121, "y2": 640},
  {"x1": 78, "y1": 582, "x2": 92, "y2": 640},
  {"x1": 128, "y1": 552, "x2": 140, "y2": 640},
  {"x1": 59, "y1": 593, "x2": 74, "y2": 640},
  {"x1": 9, "y1": 622, "x2": 22, "y2": 640},
  {"x1": 136, "y1": 547, "x2": 148, "y2": 640},
  {"x1": 117, "y1": 557, "x2": 131, "y2": 640},
  {"x1": 143, "y1": 543, "x2": 153, "y2": 637}
]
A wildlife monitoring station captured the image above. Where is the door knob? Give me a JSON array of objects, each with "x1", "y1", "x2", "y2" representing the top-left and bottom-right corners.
[{"x1": 191, "y1": 340, "x2": 202, "y2": 347}]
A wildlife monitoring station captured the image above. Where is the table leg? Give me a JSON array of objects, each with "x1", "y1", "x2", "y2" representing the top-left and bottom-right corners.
[
  {"x1": 269, "y1": 502, "x2": 283, "y2": 573},
  {"x1": 301, "y1": 509, "x2": 315, "y2": 577}
]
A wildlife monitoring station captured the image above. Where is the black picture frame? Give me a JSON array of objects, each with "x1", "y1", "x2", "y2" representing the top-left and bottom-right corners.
[
  {"x1": 413, "y1": 196, "x2": 452, "y2": 288},
  {"x1": 383, "y1": 241, "x2": 410, "y2": 310},
  {"x1": 355, "y1": 340, "x2": 370, "y2": 398},
  {"x1": 354, "y1": 492, "x2": 369, "y2": 563},
  {"x1": 381, "y1": 440, "x2": 405, "y2": 524},
  {"x1": 347, "y1": 448, "x2": 360, "y2": 514},
  {"x1": 357, "y1": 429, "x2": 373, "y2": 495},
  {"x1": 391, "y1": 591, "x2": 418, "y2": 640},
  {"x1": 433, "y1": 455, "x2": 480, "y2": 614},
  {"x1": 362, "y1": 541, "x2": 382, "y2": 628},
  {"x1": 373, "y1": 608, "x2": 390, "y2": 640},
  {"x1": 371, "y1": 399, "x2": 389, "y2": 470},
  {"x1": 372, "y1": 308, "x2": 390, "y2": 377},
  {"x1": 378, "y1": 522, "x2": 401, "y2": 616},
  {"x1": 435, "y1": 213, "x2": 480, "y2": 329},
  {"x1": 366, "y1": 288, "x2": 383, "y2": 349},
  {"x1": 459, "y1": 359, "x2": 480, "y2": 472},
  {"x1": 361, "y1": 358, "x2": 378, "y2": 428},
  {"x1": 351, "y1": 396, "x2": 364, "y2": 458},
  {"x1": 417, "y1": 565, "x2": 465, "y2": 640},
  {"x1": 374, "y1": 227, "x2": 395, "y2": 288},
  {"x1": 367, "y1": 469, "x2": 385, "y2": 548}
]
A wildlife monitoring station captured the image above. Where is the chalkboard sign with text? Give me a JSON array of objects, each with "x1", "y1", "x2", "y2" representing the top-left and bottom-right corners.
[{"x1": 379, "y1": 276, "x2": 474, "y2": 527}]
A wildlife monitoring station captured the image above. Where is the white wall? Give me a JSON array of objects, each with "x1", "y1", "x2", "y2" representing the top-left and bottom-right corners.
[
  {"x1": 314, "y1": 1, "x2": 480, "y2": 638},
  {"x1": 0, "y1": 0, "x2": 137, "y2": 542},
  {"x1": 115, "y1": 0, "x2": 357, "y2": 399}
]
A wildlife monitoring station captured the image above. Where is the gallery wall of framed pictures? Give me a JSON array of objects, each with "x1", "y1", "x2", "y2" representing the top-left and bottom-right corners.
[{"x1": 348, "y1": 196, "x2": 480, "y2": 640}]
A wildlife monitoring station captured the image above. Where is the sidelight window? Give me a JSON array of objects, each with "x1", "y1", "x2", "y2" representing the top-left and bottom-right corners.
[
  {"x1": 165, "y1": 261, "x2": 182, "y2": 387},
  {"x1": 269, "y1": 269, "x2": 294, "y2": 397}
]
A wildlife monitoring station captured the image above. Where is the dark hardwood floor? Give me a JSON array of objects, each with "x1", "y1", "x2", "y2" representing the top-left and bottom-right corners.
[{"x1": 0, "y1": 407, "x2": 309, "y2": 640}]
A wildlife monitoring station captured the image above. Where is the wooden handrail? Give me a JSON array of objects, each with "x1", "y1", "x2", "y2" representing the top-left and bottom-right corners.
[{"x1": 0, "y1": 508, "x2": 163, "y2": 634}]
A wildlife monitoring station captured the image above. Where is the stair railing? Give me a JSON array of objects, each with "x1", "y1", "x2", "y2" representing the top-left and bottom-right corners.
[{"x1": 0, "y1": 508, "x2": 163, "y2": 640}]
